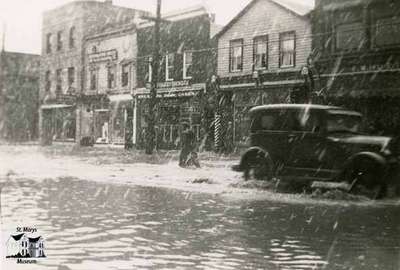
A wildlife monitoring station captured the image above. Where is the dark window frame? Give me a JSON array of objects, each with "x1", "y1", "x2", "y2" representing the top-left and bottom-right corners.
[
  {"x1": 67, "y1": 67, "x2": 75, "y2": 88},
  {"x1": 253, "y1": 35, "x2": 268, "y2": 70},
  {"x1": 45, "y1": 71, "x2": 51, "y2": 92},
  {"x1": 279, "y1": 31, "x2": 296, "y2": 68},
  {"x1": 56, "y1": 69, "x2": 62, "y2": 94},
  {"x1": 46, "y1": 33, "x2": 52, "y2": 54},
  {"x1": 69, "y1": 27, "x2": 76, "y2": 49},
  {"x1": 121, "y1": 64, "x2": 130, "y2": 87},
  {"x1": 229, "y1": 39, "x2": 244, "y2": 72},
  {"x1": 57, "y1": 31, "x2": 63, "y2": 51}
]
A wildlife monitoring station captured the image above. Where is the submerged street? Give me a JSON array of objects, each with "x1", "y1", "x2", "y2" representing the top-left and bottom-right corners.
[{"x1": 0, "y1": 145, "x2": 399, "y2": 270}]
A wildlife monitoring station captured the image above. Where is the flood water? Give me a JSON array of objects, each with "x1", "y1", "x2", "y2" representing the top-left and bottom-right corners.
[{"x1": 1, "y1": 177, "x2": 400, "y2": 270}]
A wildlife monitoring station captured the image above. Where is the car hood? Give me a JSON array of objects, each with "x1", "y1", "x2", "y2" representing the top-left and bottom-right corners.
[{"x1": 327, "y1": 134, "x2": 391, "y2": 150}]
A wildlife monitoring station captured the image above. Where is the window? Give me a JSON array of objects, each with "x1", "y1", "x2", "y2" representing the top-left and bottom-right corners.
[
  {"x1": 107, "y1": 65, "x2": 116, "y2": 89},
  {"x1": 229, "y1": 39, "x2": 243, "y2": 72},
  {"x1": 57, "y1": 31, "x2": 63, "y2": 51},
  {"x1": 122, "y1": 64, "x2": 130, "y2": 87},
  {"x1": 45, "y1": 71, "x2": 51, "y2": 92},
  {"x1": 46, "y1": 33, "x2": 52, "y2": 54},
  {"x1": 166, "y1": 53, "x2": 174, "y2": 81},
  {"x1": 69, "y1": 27, "x2": 76, "y2": 48},
  {"x1": 372, "y1": 5, "x2": 400, "y2": 48},
  {"x1": 90, "y1": 69, "x2": 97, "y2": 90},
  {"x1": 183, "y1": 51, "x2": 193, "y2": 79},
  {"x1": 56, "y1": 69, "x2": 62, "y2": 94},
  {"x1": 67, "y1": 67, "x2": 75, "y2": 88},
  {"x1": 336, "y1": 22, "x2": 365, "y2": 50},
  {"x1": 147, "y1": 57, "x2": 153, "y2": 83},
  {"x1": 279, "y1": 32, "x2": 295, "y2": 68},
  {"x1": 253, "y1": 36, "x2": 268, "y2": 70}
]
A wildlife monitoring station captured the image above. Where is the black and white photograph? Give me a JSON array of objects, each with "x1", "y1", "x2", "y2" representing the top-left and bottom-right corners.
[{"x1": 0, "y1": 0, "x2": 400, "y2": 269}]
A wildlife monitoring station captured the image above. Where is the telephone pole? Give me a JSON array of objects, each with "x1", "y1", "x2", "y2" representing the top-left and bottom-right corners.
[{"x1": 145, "y1": 0, "x2": 162, "y2": 154}]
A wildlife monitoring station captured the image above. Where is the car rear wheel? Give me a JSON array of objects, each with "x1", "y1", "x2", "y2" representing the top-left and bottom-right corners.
[{"x1": 243, "y1": 153, "x2": 272, "y2": 181}]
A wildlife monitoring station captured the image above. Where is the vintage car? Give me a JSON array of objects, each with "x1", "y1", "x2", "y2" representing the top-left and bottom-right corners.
[{"x1": 232, "y1": 104, "x2": 399, "y2": 196}]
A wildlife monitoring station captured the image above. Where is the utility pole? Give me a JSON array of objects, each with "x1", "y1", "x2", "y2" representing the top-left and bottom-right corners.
[{"x1": 145, "y1": 0, "x2": 162, "y2": 154}]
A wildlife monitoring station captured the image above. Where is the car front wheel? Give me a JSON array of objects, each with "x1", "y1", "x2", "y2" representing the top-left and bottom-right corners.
[{"x1": 243, "y1": 153, "x2": 272, "y2": 181}]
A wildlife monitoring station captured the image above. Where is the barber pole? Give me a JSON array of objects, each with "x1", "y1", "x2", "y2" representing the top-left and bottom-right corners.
[{"x1": 214, "y1": 113, "x2": 222, "y2": 151}]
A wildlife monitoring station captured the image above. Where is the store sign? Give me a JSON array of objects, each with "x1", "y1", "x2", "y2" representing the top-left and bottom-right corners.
[
  {"x1": 157, "y1": 80, "x2": 190, "y2": 88},
  {"x1": 89, "y1": 49, "x2": 118, "y2": 63},
  {"x1": 137, "y1": 90, "x2": 199, "y2": 99}
]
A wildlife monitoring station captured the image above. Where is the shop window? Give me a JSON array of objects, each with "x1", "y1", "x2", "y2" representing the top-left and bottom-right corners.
[
  {"x1": 56, "y1": 69, "x2": 62, "y2": 94},
  {"x1": 336, "y1": 22, "x2": 365, "y2": 50},
  {"x1": 57, "y1": 31, "x2": 63, "y2": 51},
  {"x1": 69, "y1": 27, "x2": 76, "y2": 49},
  {"x1": 372, "y1": 5, "x2": 400, "y2": 48},
  {"x1": 122, "y1": 64, "x2": 130, "y2": 87},
  {"x1": 67, "y1": 67, "x2": 75, "y2": 89},
  {"x1": 166, "y1": 53, "x2": 174, "y2": 81},
  {"x1": 46, "y1": 33, "x2": 52, "y2": 54},
  {"x1": 45, "y1": 71, "x2": 51, "y2": 92},
  {"x1": 183, "y1": 51, "x2": 193, "y2": 79},
  {"x1": 90, "y1": 69, "x2": 97, "y2": 90},
  {"x1": 107, "y1": 65, "x2": 116, "y2": 89},
  {"x1": 229, "y1": 39, "x2": 243, "y2": 72},
  {"x1": 253, "y1": 35, "x2": 268, "y2": 70},
  {"x1": 279, "y1": 32, "x2": 295, "y2": 68}
]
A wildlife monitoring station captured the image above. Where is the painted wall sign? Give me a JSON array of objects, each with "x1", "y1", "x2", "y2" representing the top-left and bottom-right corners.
[{"x1": 89, "y1": 49, "x2": 118, "y2": 63}]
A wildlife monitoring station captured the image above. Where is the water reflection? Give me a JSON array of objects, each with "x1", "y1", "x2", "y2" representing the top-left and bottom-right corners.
[{"x1": 1, "y1": 178, "x2": 400, "y2": 270}]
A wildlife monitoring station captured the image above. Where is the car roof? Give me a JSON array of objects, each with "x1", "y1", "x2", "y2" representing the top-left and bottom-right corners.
[{"x1": 249, "y1": 103, "x2": 355, "y2": 114}]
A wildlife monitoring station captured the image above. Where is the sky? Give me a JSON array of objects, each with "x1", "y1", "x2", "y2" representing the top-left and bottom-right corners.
[
  {"x1": 0, "y1": 0, "x2": 252, "y2": 54},
  {"x1": 0, "y1": 0, "x2": 250, "y2": 54}
]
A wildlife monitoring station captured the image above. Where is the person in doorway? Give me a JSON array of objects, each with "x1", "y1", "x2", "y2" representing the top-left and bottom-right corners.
[{"x1": 179, "y1": 123, "x2": 200, "y2": 168}]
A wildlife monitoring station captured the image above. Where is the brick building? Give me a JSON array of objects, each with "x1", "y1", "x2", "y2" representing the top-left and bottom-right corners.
[
  {"x1": 215, "y1": 0, "x2": 314, "y2": 147},
  {"x1": 39, "y1": 0, "x2": 150, "y2": 145},
  {"x1": 78, "y1": 24, "x2": 137, "y2": 145},
  {"x1": 312, "y1": 0, "x2": 400, "y2": 136},
  {"x1": 135, "y1": 6, "x2": 218, "y2": 150},
  {"x1": 0, "y1": 50, "x2": 40, "y2": 141}
]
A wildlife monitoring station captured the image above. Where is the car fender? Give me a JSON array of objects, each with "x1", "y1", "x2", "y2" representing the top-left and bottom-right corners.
[{"x1": 338, "y1": 151, "x2": 388, "y2": 179}]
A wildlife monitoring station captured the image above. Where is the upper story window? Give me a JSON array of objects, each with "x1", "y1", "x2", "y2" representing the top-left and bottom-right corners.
[
  {"x1": 147, "y1": 57, "x2": 153, "y2": 83},
  {"x1": 335, "y1": 9, "x2": 365, "y2": 51},
  {"x1": 107, "y1": 65, "x2": 116, "y2": 89},
  {"x1": 371, "y1": 5, "x2": 400, "y2": 48},
  {"x1": 46, "y1": 33, "x2": 52, "y2": 54},
  {"x1": 166, "y1": 53, "x2": 174, "y2": 81},
  {"x1": 183, "y1": 51, "x2": 193, "y2": 79},
  {"x1": 122, "y1": 64, "x2": 130, "y2": 87},
  {"x1": 229, "y1": 39, "x2": 243, "y2": 72},
  {"x1": 56, "y1": 69, "x2": 62, "y2": 94},
  {"x1": 90, "y1": 68, "x2": 97, "y2": 91},
  {"x1": 57, "y1": 31, "x2": 63, "y2": 51},
  {"x1": 67, "y1": 67, "x2": 75, "y2": 88},
  {"x1": 253, "y1": 35, "x2": 268, "y2": 70},
  {"x1": 69, "y1": 27, "x2": 76, "y2": 49},
  {"x1": 279, "y1": 32, "x2": 295, "y2": 68},
  {"x1": 45, "y1": 71, "x2": 51, "y2": 92}
]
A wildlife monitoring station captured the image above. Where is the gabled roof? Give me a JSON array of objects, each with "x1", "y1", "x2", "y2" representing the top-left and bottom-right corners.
[
  {"x1": 11, "y1": 233, "x2": 25, "y2": 241},
  {"x1": 28, "y1": 236, "x2": 42, "y2": 243},
  {"x1": 215, "y1": 0, "x2": 314, "y2": 39}
]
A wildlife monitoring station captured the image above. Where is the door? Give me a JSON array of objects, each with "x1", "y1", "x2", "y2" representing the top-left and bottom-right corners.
[
  {"x1": 250, "y1": 109, "x2": 292, "y2": 173},
  {"x1": 285, "y1": 109, "x2": 330, "y2": 180}
]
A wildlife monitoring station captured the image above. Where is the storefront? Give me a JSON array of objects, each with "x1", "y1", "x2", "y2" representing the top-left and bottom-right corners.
[
  {"x1": 220, "y1": 80, "x2": 305, "y2": 147},
  {"x1": 135, "y1": 82, "x2": 206, "y2": 150},
  {"x1": 40, "y1": 104, "x2": 76, "y2": 144},
  {"x1": 78, "y1": 94, "x2": 134, "y2": 145}
]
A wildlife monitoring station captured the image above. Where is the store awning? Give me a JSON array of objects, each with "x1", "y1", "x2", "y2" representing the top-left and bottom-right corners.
[
  {"x1": 108, "y1": 94, "x2": 133, "y2": 103},
  {"x1": 41, "y1": 104, "x2": 73, "y2": 110}
]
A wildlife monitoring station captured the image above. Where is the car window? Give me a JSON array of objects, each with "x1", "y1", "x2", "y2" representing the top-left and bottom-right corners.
[
  {"x1": 292, "y1": 109, "x2": 322, "y2": 133},
  {"x1": 251, "y1": 110, "x2": 290, "y2": 131}
]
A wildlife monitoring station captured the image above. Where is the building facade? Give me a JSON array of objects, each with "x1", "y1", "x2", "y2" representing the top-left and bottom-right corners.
[
  {"x1": 0, "y1": 51, "x2": 40, "y2": 142},
  {"x1": 39, "y1": 0, "x2": 150, "y2": 145},
  {"x1": 215, "y1": 0, "x2": 314, "y2": 148},
  {"x1": 78, "y1": 25, "x2": 137, "y2": 145},
  {"x1": 135, "y1": 6, "x2": 217, "y2": 150},
  {"x1": 312, "y1": 0, "x2": 400, "y2": 136}
]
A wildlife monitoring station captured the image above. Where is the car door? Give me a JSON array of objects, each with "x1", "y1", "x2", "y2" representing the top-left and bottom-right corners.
[
  {"x1": 284, "y1": 109, "x2": 331, "y2": 180},
  {"x1": 250, "y1": 109, "x2": 292, "y2": 170}
]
